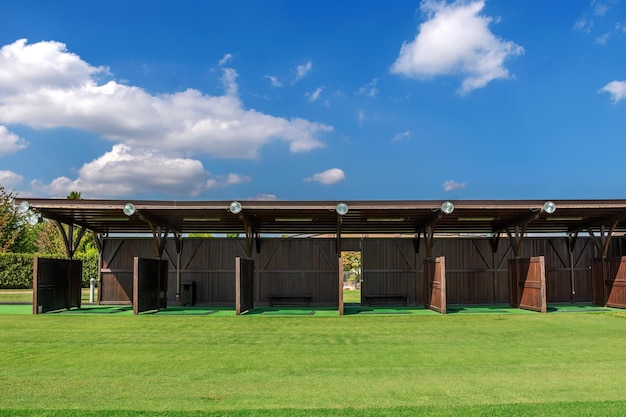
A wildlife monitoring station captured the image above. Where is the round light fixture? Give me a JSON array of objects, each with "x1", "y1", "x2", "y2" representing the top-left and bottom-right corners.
[
  {"x1": 336, "y1": 202, "x2": 349, "y2": 216},
  {"x1": 18, "y1": 201, "x2": 30, "y2": 214},
  {"x1": 542, "y1": 201, "x2": 556, "y2": 214},
  {"x1": 441, "y1": 201, "x2": 455, "y2": 215},
  {"x1": 27, "y1": 212, "x2": 41, "y2": 226},
  {"x1": 229, "y1": 201, "x2": 242, "y2": 214},
  {"x1": 123, "y1": 203, "x2": 136, "y2": 216}
]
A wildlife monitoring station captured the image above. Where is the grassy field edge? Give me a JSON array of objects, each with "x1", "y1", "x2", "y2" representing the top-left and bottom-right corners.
[{"x1": 3, "y1": 400, "x2": 626, "y2": 417}]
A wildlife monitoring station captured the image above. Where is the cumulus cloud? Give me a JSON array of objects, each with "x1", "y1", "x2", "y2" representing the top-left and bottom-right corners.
[
  {"x1": 390, "y1": 0, "x2": 523, "y2": 94},
  {"x1": 0, "y1": 125, "x2": 27, "y2": 156},
  {"x1": 0, "y1": 170, "x2": 23, "y2": 189},
  {"x1": 305, "y1": 168, "x2": 345, "y2": 185},
  {"x1": 0, "y1": 39, "x2": 331, "y2": 160},
  {"x1": 0, "y1": 39, "x2": 334, "y2": 197},
  {"x1": 30, "y1": 144, "x2": 249, "y2": 198},
  {"x1": 599, "y1": 80, "x2": 626, "y2": 103},
  {"x1": 443, "y1": 180, "x2": 466, "y2": 192}
]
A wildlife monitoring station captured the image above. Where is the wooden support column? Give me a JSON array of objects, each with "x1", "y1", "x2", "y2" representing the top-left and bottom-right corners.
[
  {"x1": 56, "y1": 221, "x2": 88, "y2": 260},
  {"x1": 413, "y1": 231, "x2": 421, "y2": 254},
  {"x1": 336, "y1": 214, "x2": 343, "y2": 256}
]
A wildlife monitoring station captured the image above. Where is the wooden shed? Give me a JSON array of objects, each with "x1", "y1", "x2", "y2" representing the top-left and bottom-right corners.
[{"x1": 18, "y1": 198, "x2": 626, "y2": 314}]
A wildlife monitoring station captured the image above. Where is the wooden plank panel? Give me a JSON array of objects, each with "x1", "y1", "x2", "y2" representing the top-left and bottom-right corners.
[
  {"x1": 362, "y1": 239, "x2": 418, "y2": 305},
  {"x1": 258, "y1": 239, "x2": 338, "y2": 306},
  {"x1": 512, "y1": 256, "x2": 547, "y2": 313},
  {"x1": 236, "y1": 257, "x2": 254, "y2": 314},
  {"x1": 424, "y1": 257, "x2": 446, "y2": 314},
  {"x1": 605, "y1": 257, "x2": 626, "y2": 309}
]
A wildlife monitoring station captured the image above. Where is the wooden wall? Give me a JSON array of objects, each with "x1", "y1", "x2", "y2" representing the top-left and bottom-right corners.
[
  {"x1": 257, "y1": 239, "x2": 338, "y2": 306},
  {"x1": 100, "y1": 236, "x2": 625, "y2": 307},
  {"x1": 33, "y1": 257, "x2": 82, "y2": 314},
  {"x1": 361, "y1": 239, "x2": 419, "y2": 304},
  {"x1": 100, "y1": 239, "x2": 158, "y2": 304}
]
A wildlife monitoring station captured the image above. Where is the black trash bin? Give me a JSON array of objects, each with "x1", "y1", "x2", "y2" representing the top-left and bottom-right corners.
[{"x1": 180, "y1": 281, "x2": 196, "y2": 306}]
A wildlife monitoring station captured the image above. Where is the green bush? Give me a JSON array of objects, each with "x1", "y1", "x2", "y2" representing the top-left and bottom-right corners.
[
  {"x1": 0, "y1": 252, "x2": 99, "y2": 289},
  {"x1": 0, "y1": 253, "x2": 34, "y2": 289}
]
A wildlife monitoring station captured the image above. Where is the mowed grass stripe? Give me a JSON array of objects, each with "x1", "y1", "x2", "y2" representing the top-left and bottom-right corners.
[{"x1": 1, "y1": 313, "x2": 626, "y2": 415}]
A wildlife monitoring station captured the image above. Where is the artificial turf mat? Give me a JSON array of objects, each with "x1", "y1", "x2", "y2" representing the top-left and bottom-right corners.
[
  {"x1": 54, "y1": 306, "x2": 131, "y2": 314},
  {"x1": 260, "y1": 309, "x2": 315, "y2": 315},
  {"x1": 357, "y1": 309, "x2": 411, "y2": 314},
  {"x1": 152, "y1": 307, "x2": 216, "y2": 315}
]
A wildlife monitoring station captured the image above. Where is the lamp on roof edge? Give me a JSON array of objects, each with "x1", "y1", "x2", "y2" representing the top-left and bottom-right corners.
[
  {"x1": 441, "y1": 201, "x2": 455, "y2": 215},
  {"x1": 123, "y1": 203, "x2": 136, "y2": 216},
  {"x1": 542, "y1": 201, "x2": 556, "y2": 214},
  {"x1": 229, "y1": 201, "x2": 242, "y2": 214},
  {"x1": 27, "y1": 212, "x2": 41, "y2": 226},
  {"x1": 336, "y1": 202, "x2": 349, "y2": 216},
  {"x1": 18, "y1": 201, "x2": 30, "y2": 214}
]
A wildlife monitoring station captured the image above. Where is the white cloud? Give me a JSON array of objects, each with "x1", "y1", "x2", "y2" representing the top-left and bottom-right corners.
[
  {"x1": 595, "y1": 32, "x2": 612, "y2": 44},
  {"x1": 573, "y1": 17, "x2": 593, "y2": 33},
  {"x1": 30, "y1": 144, "x2": 248, "y2": 198},
  {"x1": 390, "y1": 0, "x2": 523, "y2": 94},
  {"x1": 356, "y1": 78, "x2": 379, "y2": 98},
  {"x1": 249, "y1": 193, "x2": 279, "y2": 201},
  {"x1": 443, "y1": 180, "x2": 466, "y2": 192},
  {"x1": 392, "y1": 131, "x2": 411, "y2": 143},
  {"x1": 357, "y1": 110, "x2": 366, "y2": 127},
  {"x1": 574, "y1": 1, "x2": 621, "y2": 41},
  {"x1": 307, "y1": 87, "x2": 323, "y2": 102},
  {"x1": 599, "y1": 80, "x2": 626, "y2": 103},
  {"x1": 0, "y1": 170, "x2": 23, "y2": 189},
  {"x1": 265, "y1": 75, "x2": 283, "y2": 87},
  {"x1": 0, "y1": 125, "x2": 27, "y2": 156},
  {"x1": 304, "y1": 168, "x2": 345, "y2": 185},
  {"x1": 0, "y1": 39, "x2": 331, "y2": 161},
  {"x1": 295, "y1": 61, "x2": 312, "y2": 82},
  {"x1": 219, "y1": 53, "x2": 233, "y2": 66},
  {"x1": 592, "y1": 0, "x2": 615, "y2": 17}
]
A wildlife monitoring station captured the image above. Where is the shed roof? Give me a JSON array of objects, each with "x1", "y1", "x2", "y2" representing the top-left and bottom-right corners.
[{"x1": 15, "y1": 198, "x2": 626, "y2": 237}]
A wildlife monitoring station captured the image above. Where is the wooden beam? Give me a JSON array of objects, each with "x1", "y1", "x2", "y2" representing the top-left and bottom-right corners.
[
  {"x1": 55, "y1": 222, "x2": 87, "y2": 259},
  {"x1": 493, "y1": 211, "x2": 540, "y2": 236},
  {"x1": 336, "y1": 215, "x2": 343, "y2": 256},
  {"x1": 568, "y1": 211, "x2": 626, "y2": 235}
]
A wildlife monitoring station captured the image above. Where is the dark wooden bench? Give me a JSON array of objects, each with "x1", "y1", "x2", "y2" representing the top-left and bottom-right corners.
[
  {"x1": 268, "y1": 295, "x2": 312, "y2": 306},
  {"x1": 363, "y1": 294, "x2": 409, "y2": 306}
]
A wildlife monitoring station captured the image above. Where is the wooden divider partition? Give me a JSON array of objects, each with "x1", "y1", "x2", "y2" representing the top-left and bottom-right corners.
[
  {"x1": 33, "y1": 257, "x2": 82, "y2": 314},
  {"x1": 424, "y1": 257, "x2": 446, "y2": 314},
  {"x1": 133, "y1": 258, "x2": 168, "y2": 315},
  {"x1": 509, "y1": 257, "x2": 547, "y2": 313},
  {"x1": 236, "y1": 257, "x2": 254, "y2": 315},
  {"x1": 593, "y1": 257, "x2": 626, "y2": 308}
]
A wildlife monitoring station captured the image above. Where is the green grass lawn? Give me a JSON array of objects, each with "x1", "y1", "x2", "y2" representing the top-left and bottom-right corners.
[
  {"x1": 0, "y1": 289, "x2": 97, "y2": 303},
  {"x1": 2, "y1": 311, "x2": 626, "y2": 416},
  {"x1": 343, "y1": 288, "x2": 361, "y2": 304}
]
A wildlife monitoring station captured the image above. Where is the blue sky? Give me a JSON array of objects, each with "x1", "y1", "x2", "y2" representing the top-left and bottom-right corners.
[{"x1": 1, "y1": 0, "x2": 625, "y2": 201}]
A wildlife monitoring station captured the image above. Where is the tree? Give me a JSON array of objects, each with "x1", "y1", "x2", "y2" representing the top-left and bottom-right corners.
[
  {"x1": 33, "y1": 220, "x2": 67, "y2": 256},
  {"x1": 341, "y1": 251, "x2": 361, "y2": 284},
  {"x1": 188, "y1": 233, "x2": 214, "y2": 238},
  {"x1": 0, "y1": 186, "x2": 35, "y2": 252},
  {"x1": 67, "y1": 191, "x2": 82, "y2": 200}
]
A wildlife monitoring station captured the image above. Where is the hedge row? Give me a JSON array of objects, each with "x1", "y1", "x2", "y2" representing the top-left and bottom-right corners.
[{"x1": 0, "y1": 253, "x2": 99, "y2": 289}]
